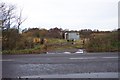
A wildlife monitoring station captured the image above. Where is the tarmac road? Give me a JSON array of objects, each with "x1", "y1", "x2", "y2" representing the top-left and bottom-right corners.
[{"x1": 2, "y1": 52, "x2": 119, "y2": 78}]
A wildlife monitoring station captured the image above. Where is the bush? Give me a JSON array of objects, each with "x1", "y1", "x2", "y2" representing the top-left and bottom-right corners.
[{"x1": 85, "y1": 31, "x2": 119, "y2": 52}]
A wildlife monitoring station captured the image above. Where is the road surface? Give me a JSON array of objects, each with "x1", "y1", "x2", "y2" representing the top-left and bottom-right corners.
[{"x1": 2, "y1": 52, "x2": 119, "y2": 78}]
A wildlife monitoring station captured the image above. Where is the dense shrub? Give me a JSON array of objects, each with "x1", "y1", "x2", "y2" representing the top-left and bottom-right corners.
[{"x1": 85, "y1": 31, "x2": 119, "y2": 52}]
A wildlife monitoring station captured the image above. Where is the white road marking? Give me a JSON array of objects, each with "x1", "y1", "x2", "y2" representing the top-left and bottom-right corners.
[
  {"x1": 75, "y1": 51, "x2": 83, "y2": 53},
  {"x1": 102, "y1": 57, "x2": 118, "y2": 59},
  {"x1": 69, "y1": 56, "x2": 118, "y2": 60},
  {"x1": 64, "y1": 52, "x2": 71, "y2": 54},
  {"x1": 0, "y1": 59, "x2": 14, "y2": 61},
  {"x1": 47, "y1": 53, "x2": 55, "y2": 54},
  {"x1": 69, "y1": 57, "x2": 97, "y2": 60},
  {"x1": 21, "y1": 72, "x2": 118, "y2": 78}
]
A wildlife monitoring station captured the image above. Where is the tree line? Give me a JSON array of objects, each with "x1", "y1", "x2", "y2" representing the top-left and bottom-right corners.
[{"x1": 2, "y1": 26, "x2": 119, "y2": 51}]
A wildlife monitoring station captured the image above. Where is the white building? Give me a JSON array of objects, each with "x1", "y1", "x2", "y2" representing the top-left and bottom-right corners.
[{"x1": 65, "y1": 32, "x2": 80, "y2": 41}]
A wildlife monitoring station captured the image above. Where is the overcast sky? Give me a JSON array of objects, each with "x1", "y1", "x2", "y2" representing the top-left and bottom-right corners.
[{"x1": 1, "y1": 0, "x2": 119, "y2": 31}]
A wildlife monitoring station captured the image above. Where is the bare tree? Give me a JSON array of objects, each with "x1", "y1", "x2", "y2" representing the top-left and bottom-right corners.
[
  {"x1": 0, "y1": 2, "x2": 26, "y2": 32},
  {"x1": 0, "y1": 2, "x2": 16, "y2": 29},
  {"x1": 1, "y1": 2, "x2": 27, "y2": 50},
  {"x1": 16, "y1": 8, "x2": 27, "y2": 33}
]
